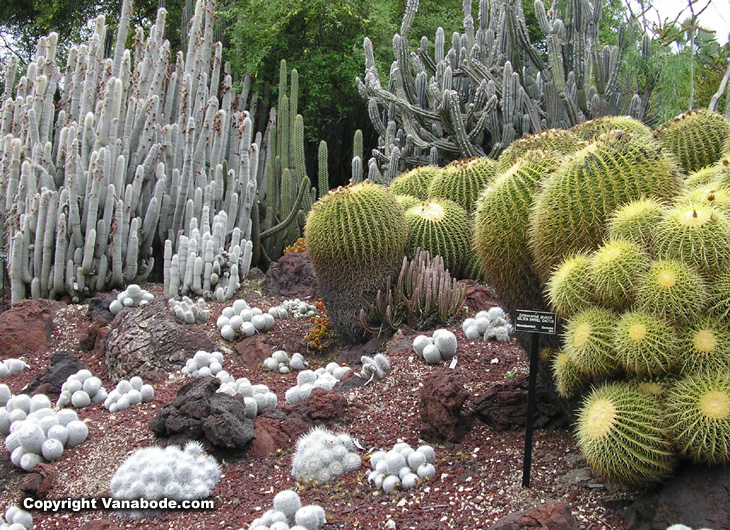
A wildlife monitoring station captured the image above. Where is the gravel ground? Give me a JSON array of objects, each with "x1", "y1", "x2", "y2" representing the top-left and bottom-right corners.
[{"x1": 0, "y1": 281, "x2": 641, "y2": 529}]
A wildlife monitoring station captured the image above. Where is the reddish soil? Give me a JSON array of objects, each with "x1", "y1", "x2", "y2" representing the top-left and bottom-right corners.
[{"x1": 0, "y1": 280, "x2": 640, "y2": 529}]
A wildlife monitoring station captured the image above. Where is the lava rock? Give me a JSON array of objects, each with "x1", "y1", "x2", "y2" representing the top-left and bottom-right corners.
[
  {"x1": 623, "y1": 464, "x2": 730, "y2": 530},
  {"x1": 149, "y1": 376, "x2": 255, "y2": 456},
  {"x1": 419, "y1": 369, "x2": 472, "y2": 444},
  {"x1": 22, "y1": 351, "x2": 86, "y2": 398},
  {"x1": 487, "y1": 501, "x2": 579, "y2": 530},
  {"x1": 85, "y1": 292, "x2": 117, "y2": 324},
  {"x1": 264, "y1": 252, "x2": 318, "y2": 300},
  {"x1": 0, "y1": 299, "x2": 60, "y2": 358},
  {"x1": 80, "y1": 520, "x2": 124, "y2": 530},
  {"x1": 305, "y1": 387, "x2": 348, "y2": 420},
  {"x1": 104, "y1": 298, "x2": 216, "y2": 382},
  {"x1": 249, "y1": 417, "x2": 291, "y2": 458},
  {"x1": 233, "y1": 333, "x2": 277, "y2": 366},
  {"x1": 472, "y1": 373, "x2": 568, "y2": 432},
  {"x1": 18, "y1": 462, "x2": 57, "y2": 498},
  {"x1": 78, "y1": 318, "x2": 110, "y2": 352}
]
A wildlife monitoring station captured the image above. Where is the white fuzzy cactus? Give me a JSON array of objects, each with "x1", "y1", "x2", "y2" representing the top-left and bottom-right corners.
[
  {"x1": 109, "y1": 284, "x2": 155, "y2": 314},
  {"x1": 1, "y1": 505, "x2": 33, "y2": 529},
  {"x1": 291, "y1": 426, "x2": 361, "y2": 483},
  {"x1": 181, "y1": 350, "x2": 225, "y2": 377},
  {"x1": 413, "y1": 329, "x2": 458, "y2": 364},
  {"x1": 57, "y1": 369, "x2": 107, "y2": 409},
  {"x1": 367, "y1": 442, "x2": 436, "y2": 493},
  {"x1": 109, "y1": 441, "x2": 221, "y2": 519},
  {"x1": 263, "y1": 350, "x2": 308, "y2": 373},
  {"x1": 169, "y1": 296, "x2": 210, "y2": 324},
  {"x1": 359, "y1": 353, "x2": 391, "y2": 381},
  {"x1": 217, "y1": 300, "x2": 275, "y2": 341},
  {"x1": 284, "y1": 364, "x2": 352, "y2": 405},
  {"x1": 268, "y1": 299, "x2": 317, "y2": 320},
  {"x1": 248, "y1": 489, "x2": 326, "y2": 530},
  {"x1": 0, "y1": 359, "x2": 29, "y2": 379},
  {"x1": 104, "y1": 376, "x2": 154, "y2": 412},
  {"x1": 462, "y1": 307, "x2": 513, "y2": 343},
  {"x1": 214, "y1": 375, "x2": 275, "y2": 417}
]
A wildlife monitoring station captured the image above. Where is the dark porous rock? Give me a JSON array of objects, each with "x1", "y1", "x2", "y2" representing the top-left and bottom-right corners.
[
  {"x1": 80, "y1": 520, "x2": 124, "y2": 530},
  {"x1": 0, "y1": 299, "x2": 61, "y2": 358},
  {"x1": 383, "y1": 328, "x2": 415, "y2": 358},
  {"x1": 264, "y1": 251, "x2": 318, "y2": 300},
  {"x1": 104, "y1": 298, "x2": 216, "y2": 382},
  {"x1": 246, "y1": 267, "x2": 266, "y2": 282},
  {"x1": 18, "y1": 463, "x2": 57, "y2": 498},
  {"x1": 86, "y1": 292, "x2": 117, "y2": 324},
  {"x1": 461, "y1": 280, "x2": 500, "y2": 316},
  {"x1": 487, "y1": 502, "x2": 579, "y2": 530},
  {"x1": 334, "y1": 331, "x2": 392, "y2": 368},
  {"x1": 623, "y1": 464, "x2": 730, "y2": 530},
  {"x1": 472, "y1": 373, "x2": 568, "y2": 432},
  {"x1": 78, "y1": 318, "x2": 110, "y2": 352},
  {"x1": 419, "y1": 369, "x2": 472, "y2": 444},
  {"x1": 149, "y1": 376, "x2": 255, "y2": 457},
  {"x1": 233, "y1": 333, "x2": 277, "y2": 366},
  {"x1": 23, "y1": 351, "x2": 86, "y2": 398}
]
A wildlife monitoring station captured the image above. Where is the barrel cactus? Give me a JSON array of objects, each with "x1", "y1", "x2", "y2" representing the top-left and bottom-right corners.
[
  {"x1": 390, "y1": 166, "x2": 441, "y2": 200},
  {"x1": 546, "y1": 252, "x2": 596, "y2": 318},
  {"x1": 305, "y1": 181, "x2": 408, "y2": 342},
  {"x1": 677, "y1": 317, "x2": 730, "y2": 375},
  {"x1": 404, "y1": 199, "x2": 471, "y2": 277},
  {"x1": 428, "y1": 157, "x2": 496, "y2": 213},
  {"x1": 635, "y1": 259, "x2": 708, "y2": 324},
  {"x1": 495, "y1": 129, "x2": 580, "y2": 174},
  {"x1": 588, "y1": 239, "x2": 650, "y2": 310},
  {"x1": 563, "y1": 307, "x2": 618, "y2": 378},
  {"x1": 654, "y1": 109, "x2": 730, "y2": 175},
  {"x1": 605, "y1": 198, "x2": 667, "y2": 253},
  {"x1": 571, "y1": 115, "x2": 653, "y2": 141},
  {"x1": 665, "y1": 372, "x2": 730, "y2": 465},
  {"x1": 575, "y1": 382, "x2": 676, "y2": 485},
  {"x1": 611, "y1": 311, "x2": 678, "y2": 377},
  {"x1": 529, "y1": 131, "x2": 684, "y2": 281}
]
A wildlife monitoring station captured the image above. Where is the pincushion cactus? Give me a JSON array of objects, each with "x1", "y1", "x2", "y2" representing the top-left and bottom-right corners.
[
  {"x1": 2, "y1": 398, "x2": 88, "y2": 471},
  {"x1": 109, "y1": 284, "x2": 155, "y2": 315},
  {"x1": 216, "y1": 300, "x2": 275, "y2": 340},
  {"x1": 169, "y1": 297, "x2": 210, "y2": 324},
  {"x1": 285, "y1": 364, "x2": 352, "y2": 405},
  {"x1": 0, "y1": 506, "x2": 33, "y2": 529},
  {"x1": 291, "y1": 427, "x2": 361, "y2": 483},
  {"x1": 359, "y1": 354, "x2": 390, "y2": 382},
  {"x1": 263, "y1": 350, "x2": 308, "y2": 373},
  {"x1": 214, "y1": 375, "x2": 276, "y2": 417},
  {"x1": 57, "y1": 369, "x2": 107, "y2": 409},
  {"x1": 269, "y1": 299, "x2": 317, "y2": 319},
  {"x1": 248, "y1": 489, "x2": 326, "y2": 530},
  {"x1": 462, "y1": 307, "x2": 513, "y2": 343},
  {"x1": 412, "y1": 329, "x2": 457, "y2": 364},
  {"x1": 109, "y1": 442, "x2": 221, "y2": 519},
  {"x1": 367, "y1": 442, "x2": 437, "y2": 493},
  {"x1": 181, "y1": 350, "x2": 226, "y2": 377},
  {"x1": 0, "y1": 359, "x2": 29, "y2": 379},
  {"x1": 103, "y1": 376, "x2": 154, "y2": 412}
]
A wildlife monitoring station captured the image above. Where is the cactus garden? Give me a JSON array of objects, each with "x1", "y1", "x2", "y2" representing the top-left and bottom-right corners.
[{"x1": 1, "y1": 0, "x2": 730, "y2": 528}]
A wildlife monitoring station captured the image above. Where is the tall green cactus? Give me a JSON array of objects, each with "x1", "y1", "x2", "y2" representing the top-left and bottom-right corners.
[{"x1": 357, "y1": 0, "x2": 655, "y2": 179}]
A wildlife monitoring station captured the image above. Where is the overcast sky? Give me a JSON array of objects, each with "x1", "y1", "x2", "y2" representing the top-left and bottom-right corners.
[{"x1": 638, "y1": 0, "x2": 730, "y2": 44}]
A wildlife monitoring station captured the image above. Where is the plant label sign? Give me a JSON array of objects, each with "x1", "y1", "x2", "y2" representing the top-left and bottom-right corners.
[{"x1": 515, "y1": 310, "x2": 556, "y2": 335}]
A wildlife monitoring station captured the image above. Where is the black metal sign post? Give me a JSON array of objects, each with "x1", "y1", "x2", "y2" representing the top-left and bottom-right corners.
[{"x1": 515, "y1": 310, "x2": 556, "y2": 488}]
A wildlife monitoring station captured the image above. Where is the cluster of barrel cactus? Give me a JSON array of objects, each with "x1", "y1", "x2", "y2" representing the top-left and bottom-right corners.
[
  {"x1": 248, "y1": 489, "x2": 326, "y2": 530},
  {"x1": 2, "y1": 397, "x2": 88, "y2": 471},
  {"x1": 366, "y1": 442, "x2": 436, "y2": 493},
  {"x1": 109, "y1": 441, "x2": 220, "y2": 519},
  {"x1": 103, "y1": 376, "x2": 155, "y2": 413},
  {"x1": 291, "y1": 426, "x2": 362, "y2": 484},
  {"x1": 57, "y1": 369, "x2": 108, "y2": 409},
  {"x1": 358, "y1": 0, "x2": 654, "y2": 179}
]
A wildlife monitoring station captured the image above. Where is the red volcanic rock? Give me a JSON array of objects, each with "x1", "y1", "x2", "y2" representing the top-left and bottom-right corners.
[
  {"x1": 0, "y1": 299, "x2": 60, "y2": 358},
  {"x1": 18, "y1": 463, "x2": 57, "y2": 498},
  {"x1": 264, "y1": 252, "x2": 318, "y2": 300},
  {"x1": 419, "y1": 368, "x2": 472, "y2": 444},
  {"x1": 233, "y1": 334, "x2": 276, "y2": 366},
  {"x1": 487, "y1": 502, "x2": 579, "y2": 530}
]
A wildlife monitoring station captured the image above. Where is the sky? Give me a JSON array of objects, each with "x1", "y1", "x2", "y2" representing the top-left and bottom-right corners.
[{"x1": 638, "y1": 0, "x2": 730, "y2": 44}]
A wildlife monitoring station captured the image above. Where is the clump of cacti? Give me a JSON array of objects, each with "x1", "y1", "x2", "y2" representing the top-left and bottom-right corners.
[
  {"x1": 216, "y1": 299, "x2": 275, "y2": 341},
  {"x1": 605, "y1": 198, "x2": 667, "y2": 252},
  {"x1": 263, "y1": 350, "x2": 308, "y2": 373},
  {"x1": 268, "y1": 299, "x2": 317, "y2": 319},
  {"x1": 403, "y1": 199, "x2": 471, "y2": 277},
  {"x1": 248, "y1": 489, "x2": 326, "y2": 530},
  {"x1": 109, "y1": 441, "x2": 221, "y2": 519},
  {"x1": 390, "y1": 166, "x2": 441, "y2": 200},
  {"x1": 305, "y1": 181, "x2": 408, "y2": 342},
  {"x1": 214, "y1": 375, "x2": 276, "y2": 418},
  {"x1": 2, "y1": 398, "x2": 89, "y2": 471},
  {"x1": 654, "y1": 109, "x2": 730, "y2": 175},
  {"x1": 103, "y1": 376, "x2": 155, "y2": 413},
  {"x1": 285, "y1": 364, "x2": 353, "y2": 405},
  {"x1": 570, "y1": 115, "x2": 653, "y2": 141},
  {"x1": 412, "y1": 329, "x2": 457, "y2": 364},
  {"x1": 359, "y1": 354, "x2": 390, "y2": 383},
  {"x1": 546, "y1": 252, "x2": 596, "y2": 318},
  {"x1": 366, "y1": 442, "x2": 436, "y2": 493},
  {"x1": 291, "y1": 426, "x2": 362, "y2": 484},
  {"x1": 0, "y1": 384, "x2": 11, "y2": 407},
  {"x1": 461, "y1": 307, "x2": 513, "y2": 343},
  {"x1": 181, "y1": 350, "x2": 226, "y2": 377},
  {"x1": 427, "y1": 158, "x2": 496, "y2": 213},
  {"x1": 169, "y1": 296, "x2": 210, "y2": 324},
  {"x1": 109, "y1": 284, "x2": 154, "y2": 314},
  {"x1": 588, "y1": 239, "x2": 650, "y2": 310},
  {"x1": 495, "y1": 129, "x2": 580, "y2": 174},
  {"x1": 0, "y1": 506, "x2": 33, "y2": 529},
  {"x1": 0, "y1": 359, "x2": 29, "y2": 379},
  {"x1": 57, "y1": 369, "x2": 108, "y2": 409}
]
